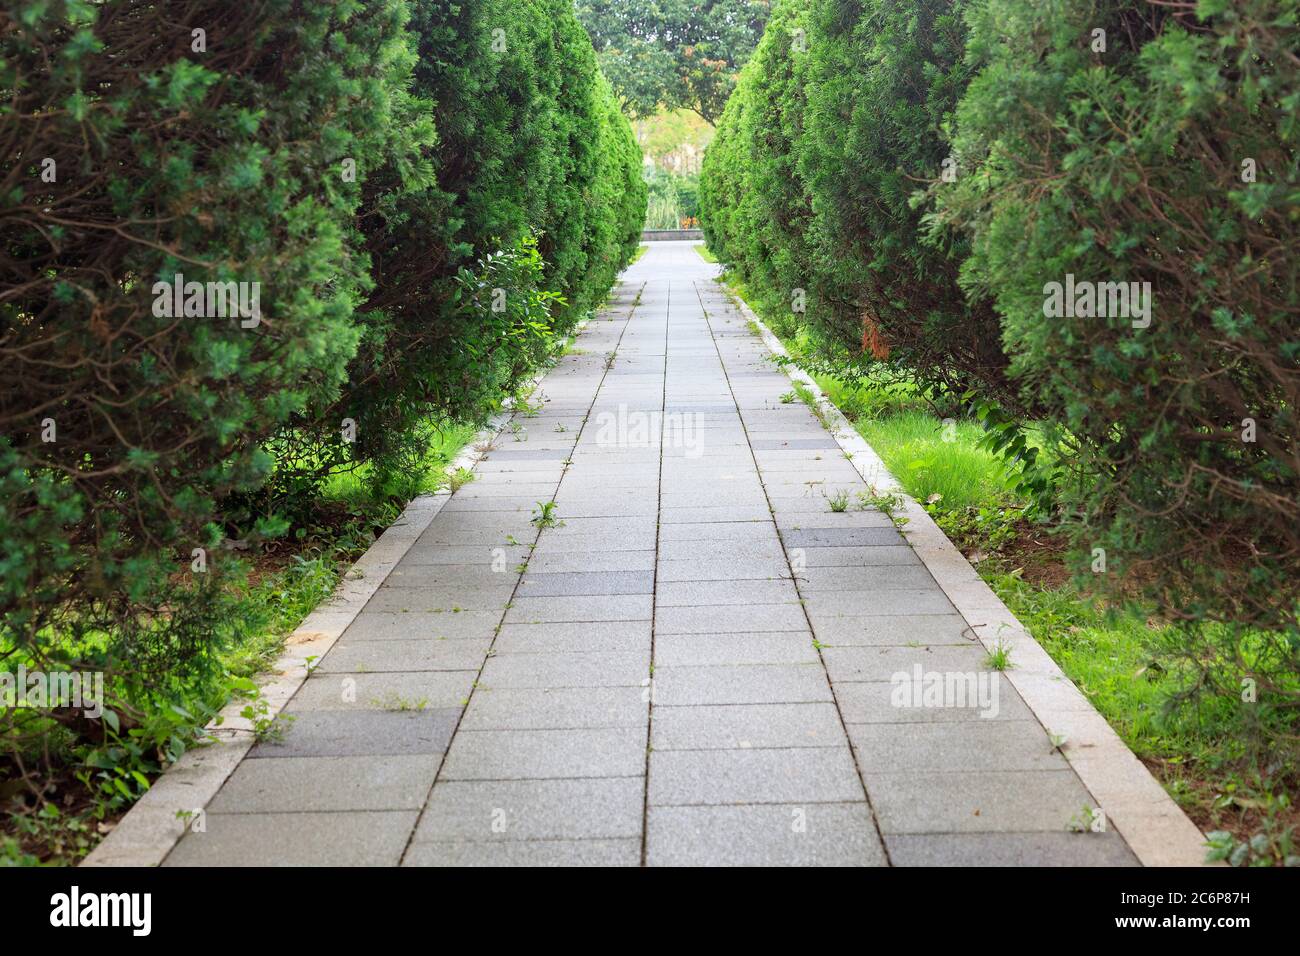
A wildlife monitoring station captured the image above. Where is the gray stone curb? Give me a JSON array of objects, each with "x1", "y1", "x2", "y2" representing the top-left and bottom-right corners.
[
  {"x1": 81, "y1": 349, "x2": 568, "y2": 867},
  {"x1": 728, "y1": 285, "x2": 1210, "y2": 868}
]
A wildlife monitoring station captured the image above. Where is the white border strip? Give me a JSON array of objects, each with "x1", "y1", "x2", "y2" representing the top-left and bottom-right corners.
[
  {"x1": 81, "y1": 350, "x2": 563, "y2": 867},
  {"x1": 730, "y1": 289, "x2": 1210, "y2": 868}
]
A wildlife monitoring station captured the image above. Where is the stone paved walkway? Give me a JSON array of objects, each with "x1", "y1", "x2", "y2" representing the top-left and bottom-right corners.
[{"x1": 168, "y1": 242, "x2": 1138, "y2": 866}]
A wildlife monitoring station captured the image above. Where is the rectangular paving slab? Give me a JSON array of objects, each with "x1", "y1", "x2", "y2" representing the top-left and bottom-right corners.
[
  {"x1": 461, "y1": 686, "x2": 648, "y2": 731},
  {"x1": 652, "y1": 702, "x2": 845, "y2": 750},
  {"x1": 648, "y1": 747, "x2": 864, "y2": 805},
  {"x1": 412, "y1": 778, "x2": 644, "y2": 843},
  {"x1": 166, "y1": 811, "x2": 419, "y2": 867},
  {"x1": 403, "y1": 838, "x2": 641, "y2": 867},
  {"x1": 647, "y1": 804, "x2": 886, "y2": 867},
  {"x1": 209, "y1": 755, "x2": 438, "y2": 813},
  {"x1": 249, "y1": 709, "x2": 460, "y2": 759},
  {"x1": 439, "y1": 728, "x2": 646, "y2": 780}
]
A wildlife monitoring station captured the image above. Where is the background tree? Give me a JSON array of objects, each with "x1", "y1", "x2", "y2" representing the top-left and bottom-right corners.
[{"x1": 576, "y1": 0, "x2": 771, "y2": 124}]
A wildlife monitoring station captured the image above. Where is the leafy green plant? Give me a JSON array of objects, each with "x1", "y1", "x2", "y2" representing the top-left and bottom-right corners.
[
  {"x1": 531, "y1": 501, "x2": 563, "y2": 529},
  {"x1": 1066, "y1": 806, "x2": 1104, "y2": 834},
  {"x1": 1207, "y1": 794, "x2": 1299, "y2": 867},
  {"x1": 2, "y1": 805, "x2": 95, "y2": 866},
  {"x1": 240, "y1": 695, "x2": 295, "y2": 745},
  {"x1": 826, "y1": 490, "x2": 851, "y2": 513},
  {"x1": 0, "y1": 0, "x2": 414, "y2": 682},
  {"x1": 985, "y1": 639, "x2": 1014, "y2": 672},
  {"x1": 447, "y1": 468, "x2": 476, "y2": 493},
  {"x1": 932, "y1": 0, "x2": 1300, "y2": 642},
  {"x1": 373, "y1": 692, "x2": 429, "y2": 712},
  {"x1": 861, "y1": 488, "x2": 906, "y2": 523}
]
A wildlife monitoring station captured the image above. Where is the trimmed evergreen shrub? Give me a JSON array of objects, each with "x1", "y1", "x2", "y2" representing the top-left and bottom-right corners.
[
  {"x1": 0, "y1": 0, "x2": 413, "y2": 674},
  {"x1": 700, "y1": 0, "x2": 1016, "y2": 403},
  {"x1": 798, "y1": 0, "x2": 1017, "y2": 406},
  {"x1": 933, "y1": 0, "x2": 1300, "y2": 638},
  {"x1": 702, "y1": 0, "x2": 1297, "y2": 699},
  {"x1": 700, "y1": 1, "x2": 848, "y2": 356},
  {"x1": 1, "y1": 0, "x2": 645, "y2": 684},
  {"x1": 279, "y1": 0, "x2": 644, "y2": 493},
  {"x1": 727, "y1": 1, "x2": 822, "y2": 335}
]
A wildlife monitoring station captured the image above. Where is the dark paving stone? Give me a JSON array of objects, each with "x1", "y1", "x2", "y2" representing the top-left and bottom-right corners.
[
  {"x1": 782, "y1": 528, "x2": 905, "y2": 548},
  {"x1": 165, "y1": 811, "x2": 418, "y2": 867},
  {"x1": 249, "y1": 708, "x2": 460, "y2": 758},
  {"x1": 885, "y1": 831, "x2": 1139, "y2": 867},
  {"x1": 316, "y1": 640, "x2": 488, "y2": 674},
  {"x1": 404, "y1": 838, "x2": 640, "y2": 867},
  {"x1": 290, "y1": 670, "x2": 476, "y2": 709},
  {"x1": 209, "y1": 755, "x2": 438, "y2": 813},
  {"x1": 413, "y1": 777, "x2": 643, "y2": 842},
  {"x1": 647, "y1": 804, "x2": 886, "y2": 867}
]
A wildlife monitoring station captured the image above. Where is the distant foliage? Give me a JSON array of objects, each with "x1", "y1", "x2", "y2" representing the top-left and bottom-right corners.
[
  {"x1": 645, "y1": 168, "x2": 701, "y2": 229},
  {"x1": 576, "y1": 0, "x2": 771, "y2": 124}
]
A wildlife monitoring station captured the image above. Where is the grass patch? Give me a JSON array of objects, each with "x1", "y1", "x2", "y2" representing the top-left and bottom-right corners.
[
  {"x1": 629, "y1": 244, "x2": 649, "y2": 266},
  {"x1": 695, "y1": 243, "x2": 718, "y2": 263},
  {"x1": 853, "y1": 410, "x2": 1012, "y2": 511},
  {"x1": 321, "y1": 419, "x2": 479, "y2": 508}
]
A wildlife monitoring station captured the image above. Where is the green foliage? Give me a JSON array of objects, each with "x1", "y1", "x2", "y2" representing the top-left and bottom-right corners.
[
  {"x1": 576, "y1": 0, "x2": 771, "y2": 123},
  {"x1": 702, "y1": 0, "x2": 1019, "y2": 406},
  {"x1": 1, "y1": 0, "x2": 644, "y2": 665},
  {"x1": 931, "y1": 0, "x2": 1300, "y2": 640},
  {"x1": 704, "y1": 0, "x2": 1299, "y2": 675},
  {"x1": 701, "y1": 2, "x2": 843, "y2": 363},
  {"x1": 797, "y1": 0, "x2": 1015, "y2": 405},
  {"x1": 855, "y1": 410, "x2": 1015, "y2": 511},
  {"x1": 645, "y1": 168, "x2": 700, "y2": 228},
  {"x1": 1, "y1": 0, "x2": 645, "y2": 857},
  {"x1": 280, "y1": 1, "x2": 644, "y2": 502},
  {"x1": 0, "y1": 0, "x2": 411, "y2": 677}
]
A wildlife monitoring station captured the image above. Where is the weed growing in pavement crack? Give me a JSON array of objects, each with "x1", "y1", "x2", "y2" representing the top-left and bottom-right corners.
[
  {"x1": 447, "y1": 467, "x2": 475, "y2": 492},
  {"x1": 532, "y1": 501, "x2": 563, "y2": 528},
  {"x1": 985, "y1": 639, "x2": 1014, "y2": 671}
]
